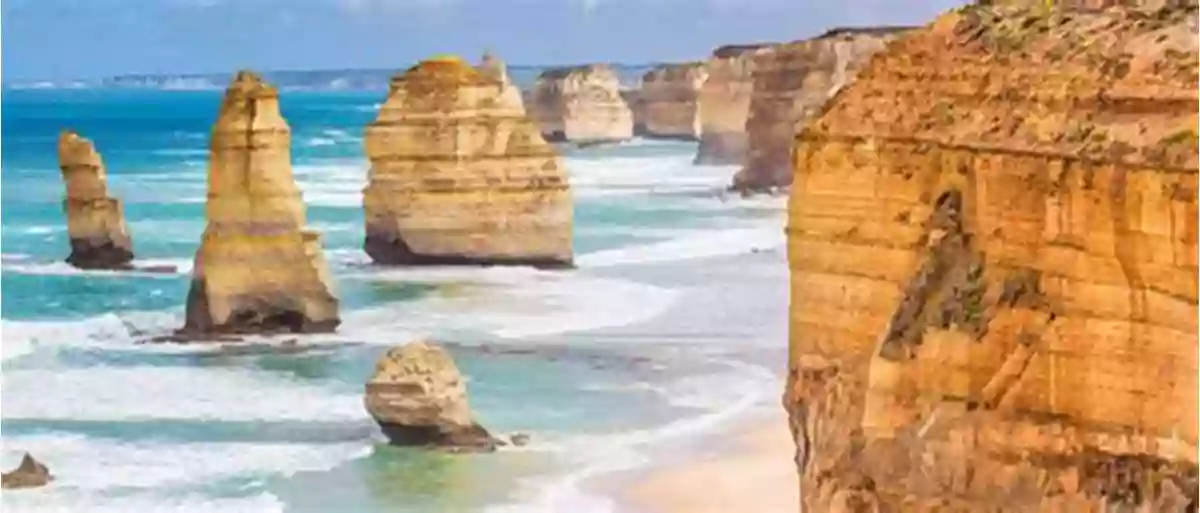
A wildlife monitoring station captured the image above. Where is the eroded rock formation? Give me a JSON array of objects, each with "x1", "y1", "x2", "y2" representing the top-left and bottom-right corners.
[
  {"x1": 785, "y1": 3, "x2": 1198, "y2": 512},
  {"x1": 477, "y1": 51, "x2": 524, "y2": 110},
  {"x1": 57, "y1": 131, "x2": 134, "y2": 269},
  {"x1": 363, "y1": 56, "x2": 573, "y2": 267},
  {"x1": 2, "y1": 453, "x2": 51, "y2": 490},
  {"x1": 364, "y1": 340, "x2": 497, "y2": 452},
  {"x1": 183, "y1": 71, "x2": 340, "y2": 335},
  {"x1": 737, "y1": 28, "x2": 904, "y2": 192},
  {"x1": 639, "y1": 62, "x2": 708, "y2": 140},
  {"x1": 528, "y1": 64, "x2": 634, "y2": 143},
  {"x1": 694, "y1": 44, "x2": 775, "y2": 165}
]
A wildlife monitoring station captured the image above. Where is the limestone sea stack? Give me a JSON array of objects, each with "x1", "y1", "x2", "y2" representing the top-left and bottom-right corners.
[
  {"x1": 57, "y1": 131, "x2": 134, "y2": 269},
  {"x1": 694, "y1": 44, "x2": 775, "y2": 165},
  {"x1": 785, "y1": 3, "x2": 1198, "y2": 512},
  {"x1": 362, "y1": 56, "x2": 573, "y2": 268},
  {"x1": 364, "y1": 340, "x2": 497, "y2": 452},
  {"x1": 2, "y1": 453, "x2": 51, "y2": 489},
  {"x1": 529, "y1": 64, "x2": 634, "y2": 143},
  {"x1": 182, "y1": 71, "x2": 340, "y2": 334},
  {"x1": 476, "y1": 51, "x2": 523, "y2": 110},
  {"x1": 638, "y1": 62, "x2": 708, "y2": 140},
  {"x1": 736, "y1": 27, "x2": 904, "y2": 192}
]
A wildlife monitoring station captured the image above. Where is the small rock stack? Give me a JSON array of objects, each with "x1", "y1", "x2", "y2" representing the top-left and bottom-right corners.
[{"x1": 57, "y1": 131, "x2": 134, "y2": 269}]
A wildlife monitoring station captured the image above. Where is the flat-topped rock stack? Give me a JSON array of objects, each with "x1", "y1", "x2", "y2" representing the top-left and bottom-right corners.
[
  {"x1": 784, "y1": 2, "x2": 1198, "y2": 511},
  {"x1": 638, "y1": 62, "x2": 708, "y2": 140},
  {"x1": 363, "y1": 56, "x2": 573, "y2": 268},
  {"x1": 694, "y1": 44, "x2": 776, "y2": 165},
  {"x1": 57, "y1": 131, "x2": 134, "y2": 270},
  {"x1": 182, "y1": 70, "x2": 340, "y2": 335},
  {"x1": 528, "y1": 64, "x2": 634, "y2": 144},
  {"x1": 736, "y1": 27, "x2": 905, "y2": 192}
]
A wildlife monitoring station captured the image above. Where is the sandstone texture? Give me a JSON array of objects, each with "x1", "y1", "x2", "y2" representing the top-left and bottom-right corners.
[
  {"x1": 2, "y1": 453, "x2": 52, "y2": 490},
  {"x1": 785, "y1": 3, "x2": 1199, "y2": 512},
  {"x1": 57, "y1": 131, "x2": 134, "y2": 269},
  {"x1": 737, "y1": 28, "x2": 904, "y2": 192},
  {"x1": 639, "y1": 62, "x2": 708, "y2": 140},
  {"x1": 364, "y1": 340, "x2": 497, "y2": 451},
  {"x1": 363, "y1": 56, "x2": 573, "y2": 268},
  {"x1": 183, "y1": 71, "x2": 340, "y2": 335},
  {"x1": 528, "y1": 64, "x2": 634, "y2": 143},
  {"x1": 694, "y1": 44, "x2": 776, "y2": 165},
  {"x1": 476, "y1": 51, "x2": 524, "y2": 110}
]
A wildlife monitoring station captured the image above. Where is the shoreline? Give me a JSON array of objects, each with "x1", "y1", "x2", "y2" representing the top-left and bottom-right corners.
[{"x1": 615, "y1": 407, "x2": 798, "y2": 513}]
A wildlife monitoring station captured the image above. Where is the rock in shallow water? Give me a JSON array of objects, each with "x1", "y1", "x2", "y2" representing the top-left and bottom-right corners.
[
  {"x1": 57, "y1": 131, "x2": 135, "y2": 270},
  {"x1": 362, "y1": 55, "x2": 573, "y2": 268},
  {"x1": 364, "y1": 340, "x2": 498, "y2": 452},
  {"x1": 180, "y1": 70, "x2": 340, "y2": 336},
  {"x1": 2, "y1": 453, "x2": 52, "y2": 490}
]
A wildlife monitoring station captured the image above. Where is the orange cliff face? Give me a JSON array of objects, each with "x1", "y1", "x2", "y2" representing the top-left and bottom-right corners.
[
  {"x1": 638, "y1": 62, "x2": 708, "y2": 140},
  {"x1": 183, "y1": 71, "x2": 340, "y2": 335},
  {"x1": 694, "y1": 44, "x2": 775, "y2": 166},
  {"x1": 784, "y1": 2, "x2": 1198, "y2": 511},
  {"x1": 736, "y1": 28, "x2": 903, "y2": 192},
  {"x1": 56, "y1": 131, "x2": 134, "y2": 269},
  {"x1": 362, "y1": 57, "x2": 573, "y2": 268}
]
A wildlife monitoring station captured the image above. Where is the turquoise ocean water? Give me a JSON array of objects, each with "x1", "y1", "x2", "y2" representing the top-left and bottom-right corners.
[{"x1": 0, "y1": 87, "x2": 789, "y2": 512}]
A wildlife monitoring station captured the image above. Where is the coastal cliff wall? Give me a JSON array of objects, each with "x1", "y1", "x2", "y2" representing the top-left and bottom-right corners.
[
  {"x1": 184, "y1": 71, "x2": 340, "y2": 334},
  {"x1": 363, "y1": 57, "x2": 573, "y2": 267},
  {"x1": 56, "y1": 131, "x2": 134, "y2": 269},
  {"x1": 737, "y1": 28, "x2": 902, "y2": 192},
  {"x1": 639, "y1": 62, "x2": 708, "y2": 140},
  {"x1": 785, "y1": 3, "x2": 1198, "y2": 511},
  {"x1": 694, "y1": 44, "x2": 775, "y2": 165},
  {"x1": 528, "y1": 65, "x2": 634, "y2": 143}
]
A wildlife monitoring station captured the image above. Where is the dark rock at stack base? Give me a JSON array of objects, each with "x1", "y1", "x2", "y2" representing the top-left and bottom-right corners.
[
  {"x1": 364, "y1": 340, "x2": 499, "y2": 452},
  {"x1": 2, "y1": 453, "x2": 52, "y2": 490},
  {"x1": 57, "y1": 131, "x2": 135, "y2": 270}
]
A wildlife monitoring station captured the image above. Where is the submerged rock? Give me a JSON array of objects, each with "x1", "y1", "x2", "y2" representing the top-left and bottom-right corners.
[
  {"x1": 528, "y1": 64, "x2": 634, "y2": 144},
  {"x1": 694, "y1": 44, "x2": 776, "y2": 165},
  {"x1": 1, "y1": 453, "x2": 52, "y2": 490},
  {"x1": 364, "y1": 340, "x2": 498, "y2": 452},
  {"x1": 57, "y1": 131, "x2": 134, "y2": 270},
  {"x1": 785, "y1": 3, "x2": 1198, "y2": 511},
  {"x1": 363, "y1": 56, "x2": 573, "y2": 268},
  {"x1": 181, "y1": 70, "x2": 340, "y2": 335},
  {"x1": 638, "y1": 62, "x2": 708, "y2": 140}
]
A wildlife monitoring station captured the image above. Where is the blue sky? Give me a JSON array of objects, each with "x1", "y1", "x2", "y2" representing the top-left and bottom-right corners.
[{"x1": 2, "y1": 0, "x2": 963, "y2": 80}]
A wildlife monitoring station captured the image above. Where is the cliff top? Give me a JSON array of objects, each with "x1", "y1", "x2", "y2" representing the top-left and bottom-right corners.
[
  {"x1": 712, "y1": 43, "x2": 777, "y2": 58},
  {"x1": 57, "y1": 131, "x2": 102, "y2": 168},
  {"x1": 806, "y1": 2, "x2": 1199, "y2": 171},
  {"x1": 393, "y1": 57, "x2": 491, "y2": 93},
  {"x1": 642, "y1": 62, "x2": 707, "y2": 82},
  {"x1": 817, "y1": 25, "x2": 917, "y2": 38},
  {"x1": 222, "y1": 70, "x2": 278, "y2": 101},
  {"x1": 537, "y1": 64, "x2": 615, "y2": 81}
]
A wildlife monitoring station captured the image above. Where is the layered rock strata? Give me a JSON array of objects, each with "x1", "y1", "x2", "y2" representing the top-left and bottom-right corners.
[
  {"x1": 363, "y1": 56, "x2": 573, "y2": 267},
  {"x1": 737, "y1": 27, "x2": 904, "y2": 192},
  {"x1": 2, "y1": 453, "x2": 51, "y2": 490},
  {"x1": 638, "y1": 62, "x2": 708, "y2": 140},
  {"x1": 364, "y1": 340, "x2": 497, "y2": 452},
  {"x1": 476, "y1": 51, "x2": 524, "y2": 110},
  {"x1": 694, "y1": 44, "x2": 775, "y2": 165},
  {"x1": 528, "y1": 64, "x2": 634, "y2": 143},
  {"x1": 183, "y1": 71, "x2": 340, "y2": 334},
  {"x1": 57, "y1": 131, "x2": 134, "y2": 269},
  {"x1": 785, "y1": 3, "x2": 1199, "y2": 512}
]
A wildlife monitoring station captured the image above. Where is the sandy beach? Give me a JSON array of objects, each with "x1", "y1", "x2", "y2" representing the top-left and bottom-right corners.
[{"x1": 625, "y1": 411, "x2": 798, "y2": 513}]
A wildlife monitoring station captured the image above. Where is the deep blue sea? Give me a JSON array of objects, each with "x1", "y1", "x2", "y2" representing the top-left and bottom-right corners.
[{"x1": 0, "y1": 87, "x2": 788, "y2": 513}]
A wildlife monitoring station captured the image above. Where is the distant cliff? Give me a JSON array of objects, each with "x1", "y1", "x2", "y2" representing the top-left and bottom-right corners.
[
  {"x1": 736, "y1": 28, "x2": 903, "y2": 192},
  {"x1": 528, "y1": 65, "x2": 634, "y2": 143},
  {"x1": 639, "y1": 62, "x2": 708, "y2": 140},
  {"x1": 785, "y1": 2, "x2": 1198, "y2": 511},
  {"x1": 694, "y1": 44, "x2": 775, "y2": 165}
]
